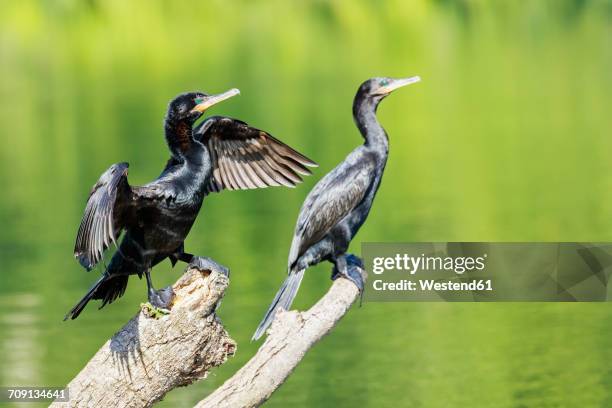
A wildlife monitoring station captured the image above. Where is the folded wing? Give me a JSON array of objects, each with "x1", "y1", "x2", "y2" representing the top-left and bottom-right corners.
[
  {"x1": 74, "y1": 162, "x2": 132, "y2": 270},
  {"x1": 288, "y1": 157, "x2": 376, "y2": 269},
  {"x1": 194, "y1": 116, "x2": 317, "y2": 193}
]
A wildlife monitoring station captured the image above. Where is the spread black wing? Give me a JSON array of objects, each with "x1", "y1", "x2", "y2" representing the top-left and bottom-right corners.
[
  {"x1": 74, "y1": 163, "x2": 132, "y2": 270},
  {"x1": 194, "y1": 116, "x2": 317, "y2": 192},
  {"x1": 74, "y1": 163, "x2": 178, "y2": 271}
]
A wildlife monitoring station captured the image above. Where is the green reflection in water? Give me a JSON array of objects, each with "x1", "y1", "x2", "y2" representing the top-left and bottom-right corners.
[{"x1": 0, "y1": 0, "x2": 611, "y2": 406}]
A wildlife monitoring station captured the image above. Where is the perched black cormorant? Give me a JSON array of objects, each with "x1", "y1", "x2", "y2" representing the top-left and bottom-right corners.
[
  {"x1": 252, "y1": 76, "x2": 420, "y2": 340},
  {"x1": 66, "y1": 89, "x2": 317, "y2": 320}
]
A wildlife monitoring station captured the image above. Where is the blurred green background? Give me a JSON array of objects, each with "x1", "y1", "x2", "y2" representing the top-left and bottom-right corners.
[{"x1": 1, "y1": 0, "x2": 611, "y2": 407}]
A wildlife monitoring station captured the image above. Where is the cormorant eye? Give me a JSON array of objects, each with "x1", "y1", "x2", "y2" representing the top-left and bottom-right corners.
[
  {"x1": 380, "y1": 79, "x2": 389, "y2": 87},
  {"x1": 194, "y1": 96, "x2": 204, "y2": 104}
]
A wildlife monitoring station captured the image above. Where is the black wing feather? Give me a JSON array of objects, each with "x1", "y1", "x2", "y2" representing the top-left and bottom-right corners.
[
  {"x1": 74, "y1": 162, "x2": 131, "y2": 270},
  {"x1": 288, "y1": 151, "x2": 376, "y2": 268},
  {"x1": 194, "y1": 116, "x2": 317, "y2": 193}
]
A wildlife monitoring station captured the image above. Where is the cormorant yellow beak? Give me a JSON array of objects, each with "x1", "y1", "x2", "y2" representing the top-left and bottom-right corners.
[
  {"x1": 375, "y1": 76, "x2": 421, "y2": 95},
  {"x1": 191, "y1": 88, "x2": 240, "y2": 113}
]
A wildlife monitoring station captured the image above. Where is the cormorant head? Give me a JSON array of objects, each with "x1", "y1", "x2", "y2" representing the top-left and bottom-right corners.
[
  {"x1": 356, "y1": 76, "x2": 421, "y2": 106},
  {"x1": 166, "y1": 88, "x2": 240, "y2": 124}
]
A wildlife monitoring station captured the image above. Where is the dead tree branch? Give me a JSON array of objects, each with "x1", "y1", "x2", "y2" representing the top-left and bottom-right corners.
[
  {"x1": 51, "y1": 268, "x2": 236, "y2": 408},
  {"x1": 197, "y1": 265, "x2": 366, "y2": 408}
]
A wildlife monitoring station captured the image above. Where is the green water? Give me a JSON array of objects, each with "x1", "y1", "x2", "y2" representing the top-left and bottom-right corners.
[{"x1": 1, "y1": 0, "x2": 611, "y2": 406}]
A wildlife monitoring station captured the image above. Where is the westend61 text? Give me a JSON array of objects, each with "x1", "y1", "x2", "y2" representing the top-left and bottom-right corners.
[{"x1": 372, "y1": 279, "x2": 493, "y2": 292}]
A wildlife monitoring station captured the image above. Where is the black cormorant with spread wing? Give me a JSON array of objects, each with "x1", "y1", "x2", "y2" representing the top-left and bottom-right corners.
[
  {"x1": 66, "y1": 89, "x2": 317, "y2": 320},
  {"x1": 253, "y1": 76, "x2": 420, "y2": 340}
]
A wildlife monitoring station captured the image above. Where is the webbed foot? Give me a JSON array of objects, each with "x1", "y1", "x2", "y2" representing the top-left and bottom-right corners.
[
  {"x1": 189, "y1": 256, "x2": 230, "y2": 278},
  {"x1": 332, "y1": 254, "x2": 365, "y2": 293},
  {"x1": 148, "y1": 285, "x2": 175, "y2": 310}
]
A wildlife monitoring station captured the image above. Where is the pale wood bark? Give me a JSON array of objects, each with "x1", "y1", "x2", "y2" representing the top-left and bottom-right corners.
[
  {"x1": 196, "y1": 267, "x2": 366, "y2": 408},
  {"x1": 51, "y1": 268, "x2": 236, "y2": 408}
]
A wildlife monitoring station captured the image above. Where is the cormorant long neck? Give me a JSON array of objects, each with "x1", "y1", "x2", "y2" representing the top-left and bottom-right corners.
[
  {"x1": 353, "y1": 95, "x2": 388, "y2": 155},
  {"x1": 164, "y1": 116, "x2": 194, "y2": 159}
]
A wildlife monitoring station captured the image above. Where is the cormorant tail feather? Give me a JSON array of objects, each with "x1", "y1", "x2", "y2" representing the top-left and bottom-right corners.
[{"x1": 252, "y1": 269, "x2": 305, "y2": 341}]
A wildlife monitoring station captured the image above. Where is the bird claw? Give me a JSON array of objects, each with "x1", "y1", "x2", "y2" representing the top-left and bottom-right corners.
[
  {"x1": 331, "y1": 254, "x2": 365, "y2": 293},
  {"x1": 188, "y1": 256, "x2": 230, "y2": 278},
  {"x1": 147, "y1": 286, "x2": 175, "y2": 311}
]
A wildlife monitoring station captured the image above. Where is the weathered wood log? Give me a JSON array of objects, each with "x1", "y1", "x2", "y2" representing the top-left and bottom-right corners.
[
  {"x1": 51, "y1": 268, "x2": 236, "y2": 408},
  {"x1": 197, "y1": 264, "x2": 366, "y2": 408}
]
